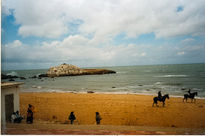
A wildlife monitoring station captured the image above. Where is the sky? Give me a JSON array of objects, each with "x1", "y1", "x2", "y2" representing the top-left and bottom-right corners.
[{"x1": 2, "y1": 0, "x2": 205, "y2": 70}]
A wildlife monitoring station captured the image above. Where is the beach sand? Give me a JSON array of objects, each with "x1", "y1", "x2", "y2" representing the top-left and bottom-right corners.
[{"x1": 7, "y1": 92, "x2": 205, "y2": 134}]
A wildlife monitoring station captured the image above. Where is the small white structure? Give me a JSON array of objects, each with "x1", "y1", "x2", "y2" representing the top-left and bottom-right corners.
[{"x1": 1, "y1": 82, "x2": 24, "y2": 132}]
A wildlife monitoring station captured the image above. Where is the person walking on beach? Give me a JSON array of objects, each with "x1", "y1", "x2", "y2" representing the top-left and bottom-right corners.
[
  {"x1": 26, "y1": 104, "x2": 34, "y2": 124},
  {"x1": 68, "y1": 112, "x2": 76, "y2": 124},
  {"x1": 158, "y1": 91, "x2": 162, "y2": 101},
  {"x1": 95, "y1": 112, "x2": 102, "y2": 125}
]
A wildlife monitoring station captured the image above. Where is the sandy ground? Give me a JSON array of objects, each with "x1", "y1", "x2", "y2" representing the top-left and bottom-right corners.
[
  {"x1": 4, "y1": 120, "x2": 205, "y2": 135},
  {"x1": 4, "y1": 92, "x2": 205, "y2": 134}
]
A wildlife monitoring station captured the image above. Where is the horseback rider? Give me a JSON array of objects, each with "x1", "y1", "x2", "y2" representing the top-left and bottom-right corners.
[
  {"x1": 158, "y1": 91, "x2": 162, "y2": 101},
  {"x1": 188, "y1": 89, "x2": 191, "y2": 95}
]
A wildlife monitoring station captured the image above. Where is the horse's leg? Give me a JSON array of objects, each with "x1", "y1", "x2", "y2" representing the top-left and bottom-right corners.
[
  {"x1": 163, "y1": 102, "x2": 165, "y2": 107},
  {"x1": 156, "y1": 101, "x2": 159, "y2": 107},
  {"x1": 152, "y1": 102, "x2": 154, "y2": 107},
  {"x1": 155, "y1": 101, "x2": 159, "y2": 107},
  {"x1": 191, "y1": 98, "x2": 193, "y2": 103}
]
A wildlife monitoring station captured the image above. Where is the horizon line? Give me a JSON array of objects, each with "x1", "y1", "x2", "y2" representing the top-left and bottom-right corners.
[{"x1": 2, "y1": 62, "x2": 205, "y2": 71}]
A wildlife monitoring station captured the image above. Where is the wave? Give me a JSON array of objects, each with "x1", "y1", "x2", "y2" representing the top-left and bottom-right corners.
[
  {"x1": 154, "y1": 82, "x2": 162, "y2": 85},
  {"x1": 154, "y1": 75, "x2": 188, "y2": 78},
  {"x1": 117, "y1": 71, "x2": 127, "y2": 74},
  {"x1": 6, "y1": 71, "x2": 18, "y2": 76},
  {"x1": 163, "y1": 83, "x2": 182, "y2": 86},
  {"x1": 21, "y1": 86, "x2": 205, "y2": 98},
  {"x1": 31, "y1": 85, "x2": 42, "y2": 89}
]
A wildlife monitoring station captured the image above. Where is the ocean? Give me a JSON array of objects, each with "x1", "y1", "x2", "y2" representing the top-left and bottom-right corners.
[{"x1": 2, "y1": 63, "x2": 205, "y2": 98}]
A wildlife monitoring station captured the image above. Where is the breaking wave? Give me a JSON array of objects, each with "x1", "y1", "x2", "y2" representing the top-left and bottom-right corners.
[
  {"x1": 6, "y1": 71, "x2": 18, "y2": 76},
  {"x1": 155, "y1": 75, "x2": 188, "y2": 78}
]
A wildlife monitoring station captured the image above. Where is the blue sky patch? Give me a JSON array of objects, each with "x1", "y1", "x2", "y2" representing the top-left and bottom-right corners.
[{"x1": 177, "y1": 6, "x2": 184, "y2": 12}]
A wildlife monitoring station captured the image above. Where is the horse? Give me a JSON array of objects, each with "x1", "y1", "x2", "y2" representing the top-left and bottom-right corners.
[
  {"x1": 152, "y1": 94, "x2": 169, "y2": 107},
  {"x1": 183, "y1": 92, "x2": 198, "y2": 102}
]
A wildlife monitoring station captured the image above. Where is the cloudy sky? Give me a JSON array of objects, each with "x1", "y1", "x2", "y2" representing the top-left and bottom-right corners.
[{"x1": 2, "y1": 0, "x2": 205, "y2": 70}]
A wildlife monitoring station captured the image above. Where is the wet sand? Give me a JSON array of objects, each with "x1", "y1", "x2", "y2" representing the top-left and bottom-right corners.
[{"x1": 15, "y1": 92, "x2": 205, "y2": 134}]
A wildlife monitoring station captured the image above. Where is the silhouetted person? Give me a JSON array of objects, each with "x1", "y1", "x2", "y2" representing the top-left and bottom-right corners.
[
  {"x1": 188, "y1": 89, "x2": 191, "y2": 95},
  {"x1": 95, "y1": 112, "x2": 102, "y2": 125},
  {"x1": 27, "y1": 104, "x2": 34, "y2": 124},
  {"x1": 68, "y1": 112, "x2": 76, "y2": 124},
  {"x1": 14, "y1": 111, "x2": 23, "y2": 123},
  {"x1": 158, "y1": 91, "x2": 162, "y2": 101}
]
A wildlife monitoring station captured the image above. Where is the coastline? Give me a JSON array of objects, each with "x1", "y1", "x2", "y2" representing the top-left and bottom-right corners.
[
  {"x1": 20, "y1": 89, "x2": 205, "y2": 99},
  {"x1": 19, "y1": 92, "x2": 205, "y2": 129}
]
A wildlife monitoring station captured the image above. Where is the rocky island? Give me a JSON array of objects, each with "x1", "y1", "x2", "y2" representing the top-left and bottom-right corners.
[
  {"x1": 41, "y1": 63, "x2": 116, "y2": 77},
  {"x1": 1, "y1": 64, "x2": 116, "y2": 80}
]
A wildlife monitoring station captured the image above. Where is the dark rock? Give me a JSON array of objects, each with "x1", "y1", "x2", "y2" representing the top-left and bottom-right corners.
[
  {"x1": 112, "y1": 87, "x2": 116, "y2": 88},
  {"x1": 9, "y1": 79, "x2": 15, "y2": 81},
  {"x1": 87, "y1": 91, "x2": 95, "y2": 93},
  {"x1": 83, "y1": 69, "x2": 116, "y2": 75},
  {"x1": 39, "y1": 74, "x2": 48, "y2": 77},
  {"x1": 1, "y1": 74, "x2": 19, "y2": 79},
  {"x1": 1, "y1": 74, "x2": 8, "y2": 79},
  {"x1": 30, "y1": 75, "x2": 37, "y2": 78},
  {"x1": 20, "y1": 77, "x2": 26, "y2": 80}
]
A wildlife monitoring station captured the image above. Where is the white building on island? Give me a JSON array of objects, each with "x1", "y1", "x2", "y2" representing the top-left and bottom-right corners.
[{"x1": 1, "y1": 82, "x2": 24, "y2": 132}]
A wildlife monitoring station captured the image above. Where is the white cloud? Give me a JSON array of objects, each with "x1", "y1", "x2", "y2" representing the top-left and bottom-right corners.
[
  {"x1": 2, "y1": 0, "x2": 205, "y2": 40},
  {"x1": 18, "y1": 21, "x2": 68, "y2": 38},
  {"x1": 2, "y1": 34, "x2": 205, "y2": 70},
  {"x1": 2, "y1": 35, "x2": 156, "y2": 69},
  {"x1": 181, "y1": 38, "x2": 195, "y2": 43},
  {"x1": 177, "y1": 51, "x2": 185, "y2": 55},
  {"x1": 141, "y1": 52, "x2": 147, "y2": 57},
  {"x1": 9, "y1": 40, "x2": 22, "y2": 47}
]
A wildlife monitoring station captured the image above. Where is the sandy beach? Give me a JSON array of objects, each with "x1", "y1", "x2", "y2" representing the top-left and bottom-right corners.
[{"x1": 6, "y1": 92, "x2": 205, "y2": 134}]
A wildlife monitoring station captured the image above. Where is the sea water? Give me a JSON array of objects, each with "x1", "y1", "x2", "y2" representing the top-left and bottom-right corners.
[{"x1": 2, "y1": 63, "x2": 205, "y2": 97}]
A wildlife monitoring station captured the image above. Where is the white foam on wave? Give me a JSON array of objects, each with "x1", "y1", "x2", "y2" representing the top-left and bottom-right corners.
[
  {"x1": 7, "y1": 71, "x2": 18, "y2": 76},
  {"x1": 21, "y1": 89, "x2": 205, "y2": 99},
  {"x1": 155, "y1": 75, "x2": 188, "y2": 78},
  {"x1": 154, "y1": 82, "x2": 162, "y2": 85},
  {"x1": 22, "y1": 86, "x2": 205, "y2": 99},
  {"x1": 117, "y1": 71, "x2": 127, "y2": 74}
]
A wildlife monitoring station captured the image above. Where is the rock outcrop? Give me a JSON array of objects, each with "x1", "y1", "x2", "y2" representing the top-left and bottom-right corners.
[
  {"x1": 46, "y1": 63, "x2": 116, "y2": 77},
  {"x1": 1, "y1": 74, "x2": 26, "y2": 80}
]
